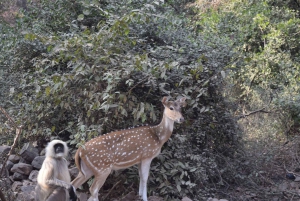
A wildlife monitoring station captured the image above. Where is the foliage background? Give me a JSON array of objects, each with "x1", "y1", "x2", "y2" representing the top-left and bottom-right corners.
[{"x1": 1, "y1": 0, "x2": 300, "y2": 200}]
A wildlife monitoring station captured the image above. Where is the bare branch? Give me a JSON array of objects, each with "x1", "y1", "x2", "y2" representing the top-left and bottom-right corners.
[
  {"x1": 127, "y1": 75, "x2": 150, "y2": 95},
  {"x1": 0, "y1": 106, "x2": 16, "y2": 128},
  {"x1": 0, "y1": 127, "x2": 22, "y2": 176},
  {"x1": 102, "y1": 180, "x2": 121, "y2": 200},
  {"x1": 237, "y1": 107, "x2": 270, "y2": 120}
]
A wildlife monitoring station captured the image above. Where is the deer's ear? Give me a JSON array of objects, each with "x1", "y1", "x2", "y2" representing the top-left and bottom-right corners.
[
  {"x1": 177, "y1": 97, "x2": 187, "y2": 107},
  {"x1": 161, "y1": 96, "x2": 170, "y2": 106}
]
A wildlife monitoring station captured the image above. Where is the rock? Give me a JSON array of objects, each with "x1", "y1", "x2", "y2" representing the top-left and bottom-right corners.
[
  {"x1": 207, "y1": 198, "x2": 219, "y2": 201},
  {"x1": 31, "y1": 156, "x2": 45, "y2": 169},
  {"x1": 40, "y1": 148, "x2": 46, "y2": 156},
  {"x1": 11, "y1": 163, "x2": 33, "y2": 175},
  {"x1": 148, "y1": 196, "x2": 164, "y2": 201},
  {"x1": 6, "y1": 160, "x2": 14, "y2": 173},
  {"x1": 23, "y1": 180, "x2": 35, "y2": 186},
  {"x1": 0, "y1": 164, "x2": 9, "y2": 177},
  {"x1": 182, "y1": 197, "x2": 193, "y2": 201},
  {"x1": 19, "y1": 157, "x2": 31, "y2": 164},
  {"x1": 77, "y1": 191, "x2": 89, "y2": 201},
  {"x1": 16, "y1": 191, "x2": 35, "y2": 201},
  {"x1": 30, "y1": 190, "x2": 36, "y2": 199},
  {"x1": 9, "y1": 154, "x2": 21, "y2": 163},
  {"x1": 12, "y1": 181, "x2": 23, "y2": 191},
  {"x1": 69, "y1": 167, "x2": 79, "y2": 179},
  {"x1": 0, "y1": 145, "x2": 11, "y2": 156},
  {"x1": 21, "y1": 185, "x2": 35, "y2": 193},
  {"x1": 0, "y1": 177, "x2": 13, "y2": 188},
  {"x1": 19, "y1": 143, "x2": 39, "y2": 163},
  {"x1": 28, "y1": 170, "x2": 39, "y2": 182},
  {"x1": 16, "y1": 180, "x2": 36, "y2": 199},
  {"x1": 9, "y1": 175, "x2": 14, "y2": 181},
  {"x1": 12, "y1": 172, "x2": 28, "y2": 181}
]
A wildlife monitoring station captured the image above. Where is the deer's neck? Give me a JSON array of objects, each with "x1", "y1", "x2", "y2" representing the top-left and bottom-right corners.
[{"x1": 153, "y1": 113, "x2": 174, "y2": 144}]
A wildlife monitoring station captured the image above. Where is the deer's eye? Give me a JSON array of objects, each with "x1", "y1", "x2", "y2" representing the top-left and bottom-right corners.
[{"x1": 170, "y1": 107, "x2": 174, "y2": 110}]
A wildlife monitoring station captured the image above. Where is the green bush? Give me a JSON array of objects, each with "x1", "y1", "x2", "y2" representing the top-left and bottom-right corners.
[
  {"x1": 1, "y1": 0, "x2": 238, "y2": 200},
  {"x1": 199, "y1": 0, "x2": 300, "y2": 133}
]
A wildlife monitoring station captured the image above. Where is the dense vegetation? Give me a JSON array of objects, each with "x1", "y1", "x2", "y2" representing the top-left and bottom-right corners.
[
  {"x1": 0, "y1": 0, "x2": 300, "y2": 200},
  {"x1": 200, "y1": 0, "x2": 300, "y2": 135}
]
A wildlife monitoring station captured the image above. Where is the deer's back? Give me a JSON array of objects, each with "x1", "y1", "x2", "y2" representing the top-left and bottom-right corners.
[{"x1": 79, "y1": 126, "x2": 162, "y2": 171}]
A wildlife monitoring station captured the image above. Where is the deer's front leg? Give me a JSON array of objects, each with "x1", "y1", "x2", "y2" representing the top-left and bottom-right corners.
[{"x1": 138, "y1": 158, "x2": 152, "y2": 201}]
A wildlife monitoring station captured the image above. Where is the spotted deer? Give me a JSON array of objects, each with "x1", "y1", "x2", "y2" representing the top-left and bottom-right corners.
[{"x1": 71, "y1": 96, "x2": 187, "y2": 201}]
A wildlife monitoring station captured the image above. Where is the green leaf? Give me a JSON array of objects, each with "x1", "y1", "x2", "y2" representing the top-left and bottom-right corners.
[
  {"x1": 221, "y1": 70, "x2": 226, "y2": 78},
  {"x1": 80, "y1": 125, "x2": 85, "y2": 132},
  {"x1": 83, "y1": 10, "x2": 90, "y2": 15},
  {"x1": 92, "y1": 0, "x2": 100, "y2": 5},
  {"x1": 177, "y1": 161, "x2": 185, "y2": 168},
  {"x1": 51, "y1": 126, "x2": 56, "y2": 132},
  {"x1": 52, "y1": 75, "x2": 61, "y2": 83},
  {"x1": 35, "y1": 85, "x2": 41, "y2": 93},
  {"x1": 45, "y1": 86, "x2": 51, "y2": 96},
  {"x1": 10, "y1": 87, "x2": 14, "y2": 95},
  {"x1": 124, "y1": 28, "x2": 129, "y2": 35},
  {"x1": 78, "y1": 14, "x2": 84, "y2": 21},
  {"x1": 24, "y1": 33, "x2": 37, "y2": 41}
]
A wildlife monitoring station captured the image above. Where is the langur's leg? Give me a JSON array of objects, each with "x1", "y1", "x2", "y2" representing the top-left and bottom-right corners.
[
  {"x1": 46, "y1": 187, "x2": 67, "y2": 201},
  {"x1": 34, "y1": 185, "x2": 42, "y2": 201},
  {"x1": 35, "y1": 185, "x2": 49, "y2": 201}
]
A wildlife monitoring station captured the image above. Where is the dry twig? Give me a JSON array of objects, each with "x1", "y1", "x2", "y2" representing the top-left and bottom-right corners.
[
  {"x1": 102, "y1": 180, "x2": 121, "y2": 201},
  {"x1": 237, "y1": 107, "x2": 270, "y2": 120}
]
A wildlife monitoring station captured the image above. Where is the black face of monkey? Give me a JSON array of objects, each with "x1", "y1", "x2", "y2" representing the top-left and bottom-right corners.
[{"x1": 54, "y1": 143, "x2": 64, "y2": 155}]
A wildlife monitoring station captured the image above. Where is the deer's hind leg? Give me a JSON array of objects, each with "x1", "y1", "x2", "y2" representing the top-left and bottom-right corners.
[
  {"x1": 72, "y1": 159, "x2": 93, "y2": 188},
  {"x1": 88, "y1": 169, "x2": 111, "y2": 201}
]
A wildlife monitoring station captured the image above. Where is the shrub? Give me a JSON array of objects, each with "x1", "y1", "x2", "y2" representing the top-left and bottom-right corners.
[{"x1": 1, "y1": 0, "x2": 238, "y2": 200}]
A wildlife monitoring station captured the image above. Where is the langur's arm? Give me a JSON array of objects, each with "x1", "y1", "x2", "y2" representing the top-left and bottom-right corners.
[
  {"x1": 42, "y1": 160, "x2": 72, "y2": 189},
  {"x1": 46, "y1": 178, "x2": 71, "y2": 189}
]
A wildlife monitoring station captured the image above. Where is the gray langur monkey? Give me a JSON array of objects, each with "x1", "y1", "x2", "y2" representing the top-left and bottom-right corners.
[{"x1": 35, "y1": 140, "x2": 77, "y2": 201}]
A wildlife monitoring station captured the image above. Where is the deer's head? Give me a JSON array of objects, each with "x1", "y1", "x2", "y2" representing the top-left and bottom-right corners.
[{"x1": 162, "y1": 96, "x2": 186, "y2": 123}]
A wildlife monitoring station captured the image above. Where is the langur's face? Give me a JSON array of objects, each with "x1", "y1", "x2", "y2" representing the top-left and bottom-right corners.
[
  {"x1": 45, "y1": 139, "x2": 68, "y2": 158},
  {"x1": 54, "y1": 143, "x2": 65, "y2": 157}
]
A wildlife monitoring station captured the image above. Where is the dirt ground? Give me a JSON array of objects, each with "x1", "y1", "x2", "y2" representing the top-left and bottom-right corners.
[{"x1": 217, "y1": 135, "x2": 300, "y2": 201}]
